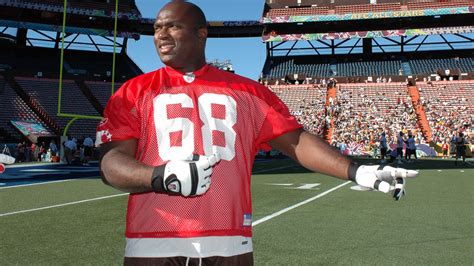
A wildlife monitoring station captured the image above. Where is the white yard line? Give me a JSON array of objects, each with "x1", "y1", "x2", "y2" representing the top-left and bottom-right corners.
[
  {"x1": 0, "y1": 179, "x2": 77, "y2": 190},
  {"x1": 253, "y1": 181, "x2": 352, "y2": 227},
  {"x1": 1, "y1": 163, "x2": 348, "y2": 221},
  {"x1": 0, "y1": 193, "x2": 128, "y2": 217}
]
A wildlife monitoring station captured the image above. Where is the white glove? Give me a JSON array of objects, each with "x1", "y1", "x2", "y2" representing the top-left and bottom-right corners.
[
  {"x1": 151, "y1": 154, "x2": 221, "y2": 197},
  {"x1": 350, "y1": 164, "x2": 418, "y2": 200}
]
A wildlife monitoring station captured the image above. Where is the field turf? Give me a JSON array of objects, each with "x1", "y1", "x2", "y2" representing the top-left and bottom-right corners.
[{"x1": 1, "y1": 158, "x2": 473, "y2": 265}]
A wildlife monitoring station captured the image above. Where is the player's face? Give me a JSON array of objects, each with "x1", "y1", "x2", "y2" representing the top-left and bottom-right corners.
[{"x1": 153, "y1": 4, "x2": 206, "y2": 72}]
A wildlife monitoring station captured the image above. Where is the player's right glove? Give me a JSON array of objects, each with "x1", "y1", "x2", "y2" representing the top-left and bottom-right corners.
[
  {"x1": 151, "y1": 154, "x2": 221, "y2": 197},
  {"x1": 348, "y1": 163, "x2": 418, "y2": 200}
]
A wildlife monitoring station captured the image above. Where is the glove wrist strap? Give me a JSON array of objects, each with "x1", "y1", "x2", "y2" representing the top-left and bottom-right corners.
[
  {"x1": 347, "y1": 161, "x2": 359, "y2": 182},
  {"x1": 151, "y1": 165, "x2": 166, "y2": 193}
]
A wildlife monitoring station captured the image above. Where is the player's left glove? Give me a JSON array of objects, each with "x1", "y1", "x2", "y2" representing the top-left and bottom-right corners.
[{"x1": 348, "y1": 163, "x2": 418, "y2": 201}]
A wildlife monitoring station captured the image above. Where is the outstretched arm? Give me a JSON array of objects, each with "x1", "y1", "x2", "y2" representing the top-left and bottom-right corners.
[
  {"x1": 269, "y1": 128, "x2": 418, "y2": 200},
  {"x1": 269, "y1": 128, "x2": 352, "y2": 180}
]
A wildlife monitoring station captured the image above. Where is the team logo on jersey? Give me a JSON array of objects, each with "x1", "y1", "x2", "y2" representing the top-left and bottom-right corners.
[
  {"x1": 98, "y1": 118, "x2": 108, "y2": 127},
  {"x1": 95, "y1": 129, "x2": 112, "y2": 146},
  {"x1": 183, "y1": 72, "x2": 195, "y2": 83}
]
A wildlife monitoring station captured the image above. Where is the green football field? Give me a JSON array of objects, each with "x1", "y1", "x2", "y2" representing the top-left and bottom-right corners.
[{"x1": 1, "y1": 158, "x2": 473, "y2": 265}]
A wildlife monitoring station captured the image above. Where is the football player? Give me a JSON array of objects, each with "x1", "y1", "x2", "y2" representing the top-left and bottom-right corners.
[{"x1": 98, "y1": 1, "x2": 418, "y2": 265}]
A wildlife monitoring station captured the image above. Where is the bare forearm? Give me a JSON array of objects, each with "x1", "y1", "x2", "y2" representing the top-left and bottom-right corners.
[
  {"x1": 294, "y1": 131, "x2": 352, "y2": 179},
  {"x1": 100, "y1": 149, "x2": 154, "y2": 193},
  {"x1": 270, "y1": 129, "x2": 353, "y2": 180}
]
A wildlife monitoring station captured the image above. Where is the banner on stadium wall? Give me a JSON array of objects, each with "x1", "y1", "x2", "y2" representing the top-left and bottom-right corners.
[
  {"x1": 340, "y1": 143, "x2": 438, "y2": 157},
  {"x1": 0, "y1": 19, "x2": 140, "y2": 40},
  {"x1": 5, "y1": 1, "x2": 140, "y2": 20},
  {"x1": 10, "y1": 120, "x2": 55, "y2": 143},
  {"x1": 262, "y1": 6, "x2": 472, "y2": 24},
  {"x1": 262, "y1": 26, "x2": 474, "y2": 42},
  {"x1": 341, "y1": 142, "x2": 371, "y2": 156}
]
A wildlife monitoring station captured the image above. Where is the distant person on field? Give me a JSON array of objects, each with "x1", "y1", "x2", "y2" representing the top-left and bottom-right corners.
[
  {"x1": 455, "y1": 132, "x2": 466, "y2": 166},
  {"x1": 441, "y1": 140, "x2": 449, "y2": 159},
  {"x1": 396, "y1": 131, "x2": 405, "y2": 164},
  {"x1": 82, "y1": 136, "x2": 94, "y2": 166},
  {"x1": 379, "y1": 132, "x2": 388, "y2": 163},
  {"x1": 64, "y1": 138, "x2": 77, "y2": 165},
  {"x1": 405, "y1": 133, "x2": 417, "y2": 161},
  {"x1": 49, "y1": 140, "x2": 58, "y2": 157}
]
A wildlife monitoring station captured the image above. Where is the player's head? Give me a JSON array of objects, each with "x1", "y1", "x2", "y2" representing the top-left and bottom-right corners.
[{"x1": 153, "y1": 0, "x2": 208, "y2": 72}]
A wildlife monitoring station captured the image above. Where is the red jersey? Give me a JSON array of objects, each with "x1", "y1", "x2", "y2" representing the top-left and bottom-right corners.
[{"x1": 97, "y1": 65, "x2": 301, "y2": 257}]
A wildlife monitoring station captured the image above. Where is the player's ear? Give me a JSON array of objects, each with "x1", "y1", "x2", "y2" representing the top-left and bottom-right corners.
[{"x1": 197, "y1": 27, "x2": 207, "y2": 42}]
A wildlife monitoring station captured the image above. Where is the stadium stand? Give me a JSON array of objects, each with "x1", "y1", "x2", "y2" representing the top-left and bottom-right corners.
[
  {"x1": 336, "y1": 60, "x2": 401, "y2": 77},
  {"x1": 0, "y1": 42, "x2": 140, "y2": 141},
  {"x1": 268, "y1": 84, "x2": 327, "y2": 136},
  {"x1": 265, "y1": 56, "x2": 332, "y2": 79},
  {"x1": 0, "y1": 78, "x2": 45, "y2": 139},
  {"x1": 417, "y1": 81, "x2": 473, "y2": 144},
  {"x1": 85, "y1": 81, "x2": 123, "y2": 108},
  {"x1": 263, "y1": 52, "x2": 473, "y2": 83},
  {"x1": 332, "y1": 83, "x2": 420, "y2": 145},
  {"x1": 409, "y1": 57, "x2": 473, "y2": 75}
]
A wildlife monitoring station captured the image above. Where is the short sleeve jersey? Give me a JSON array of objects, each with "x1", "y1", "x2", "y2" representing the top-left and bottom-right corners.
[{"x1": 97, "y1": 64, "x2": 301, "y2": 239}]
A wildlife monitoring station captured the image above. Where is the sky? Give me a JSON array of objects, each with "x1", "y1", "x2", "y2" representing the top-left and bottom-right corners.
[{"x1": 127, "y1": 0, "x2": 267, "y2": 80}]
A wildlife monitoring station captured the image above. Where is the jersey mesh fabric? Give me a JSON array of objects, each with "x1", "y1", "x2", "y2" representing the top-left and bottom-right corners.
[{"x1": 98, "y1": 65, "x2": 302, "y2": 239}]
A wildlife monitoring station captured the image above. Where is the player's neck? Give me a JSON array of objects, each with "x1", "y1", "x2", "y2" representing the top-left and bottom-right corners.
[{"x1": 171, "y1": 59, "x2": 207, "y2": 74}]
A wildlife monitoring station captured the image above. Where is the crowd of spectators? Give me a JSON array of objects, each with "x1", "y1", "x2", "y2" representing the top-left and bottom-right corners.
[
  {"x1": 418, "y1": 83, "x2": 473, "y2": 146},
  {"x1": 269, "y1": 84, "x2": 327, "y2": 136},
  {"x1": 266, "y1": 79, "x2": 474, "y2": 158},
  {"x1": 10, "y1": 135, "x2": 97, "y2": 165},
  {"x1": 14, "y1": 140, "x2": 58, "y2": 163},
  {"x1": 331, "y1": 84, "x2": 421, "y2": 149}
]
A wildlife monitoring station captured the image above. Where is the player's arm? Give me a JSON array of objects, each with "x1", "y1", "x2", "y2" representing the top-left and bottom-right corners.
[
  {"x1": 99, "y1": 139, "x2": 154, "y2": 193},
  {"x1": 99, "y1": 139, "x2": 220, "y2": 196},
  {"x1": 269, "y1": 128, "x2": 351, "y2": 180},
  {"x1": 269, "y1": 128, "x2": 418, "y2": 200}
]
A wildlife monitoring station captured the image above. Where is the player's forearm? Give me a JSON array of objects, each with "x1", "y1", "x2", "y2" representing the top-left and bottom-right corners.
[
  {"x1": 100, "y1": 149, "x2": 154, "y2": 193},
  {"x1": 270, "y1": 129, "x2": 352, "y2": 180},
  {"x1": 293, "y1": 131, "x2": 352, "y2": 180}
]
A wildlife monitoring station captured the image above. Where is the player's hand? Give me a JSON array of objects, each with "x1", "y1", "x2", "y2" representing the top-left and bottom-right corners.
[
  {"x1": 350, "y1": 164, "x2": 418, "y2": 200},
  {"x1": 151, "y1": 154, "x2": 221, "y2": 197}
]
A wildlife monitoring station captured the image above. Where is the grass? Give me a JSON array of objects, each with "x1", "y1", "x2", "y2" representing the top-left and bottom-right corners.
[{"x1": 1, "y1": 158, "x2": 473, "y2": 265}]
